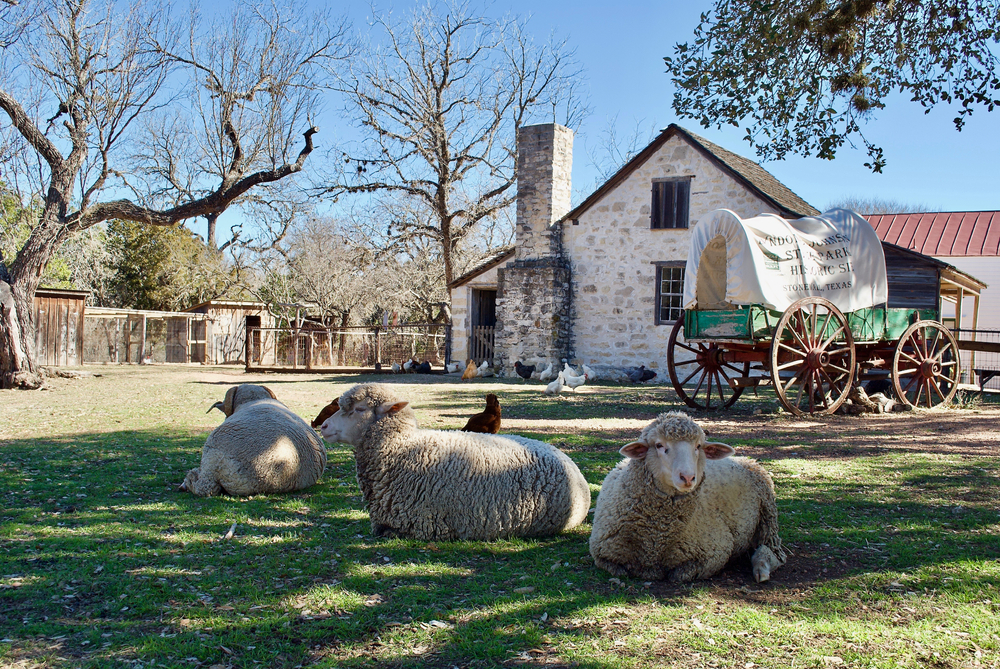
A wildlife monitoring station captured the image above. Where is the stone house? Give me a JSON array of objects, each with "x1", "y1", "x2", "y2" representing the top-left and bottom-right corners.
[{"x1": 448, "y1": 122, "x2": 819, "y2": 377}]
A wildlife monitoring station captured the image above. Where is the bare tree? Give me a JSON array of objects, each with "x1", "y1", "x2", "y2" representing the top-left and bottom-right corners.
[
  {"x1": 327, "y1": 1, "x2": 587, "y2": 287},
  {"x1": 584, "y1": 113, "x2": 658, "y2": 190},
  {"x1": 824, "y1": 196, "x2": 937, "y2": 216},
  {"x1": 0, "y1": 0, "x2": 349, "y2": 388}
]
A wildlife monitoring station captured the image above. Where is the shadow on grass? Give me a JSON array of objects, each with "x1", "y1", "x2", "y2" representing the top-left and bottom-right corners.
[{"x1": 1, "y1": 428, "x2": 999, "y2": 668}]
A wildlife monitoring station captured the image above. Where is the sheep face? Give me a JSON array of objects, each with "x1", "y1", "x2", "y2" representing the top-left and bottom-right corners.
[
  {"x1": 320, "y1": 386, "x2": 410, "y2": 445},
  {"x1": 620, "y1": 423, "x2": 734, "y2": 494}
]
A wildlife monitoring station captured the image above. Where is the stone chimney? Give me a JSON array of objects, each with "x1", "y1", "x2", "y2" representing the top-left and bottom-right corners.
[
  {"x1": 494, "y1": 123, "x2": 574, "y2": 374},
  {"x1": 515, "y1": 124, "x2": 574, "y2": 260}
]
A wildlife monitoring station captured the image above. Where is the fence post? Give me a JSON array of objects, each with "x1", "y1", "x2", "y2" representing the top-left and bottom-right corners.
[
  {"x1": 374, "y1": 326, "x2": 382, "y2": 368},
  {"x1": 245, "y1": 326, "x2": 252, "y2": 372}
]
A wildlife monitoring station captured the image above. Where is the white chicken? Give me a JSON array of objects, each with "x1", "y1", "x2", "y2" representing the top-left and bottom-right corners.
[
  {"x1": 446, "y1": 362, "x2": 462, "y2": 373},
  {"x1": 544, "y1": 371, "x2": 565, "y2": 395},
  {"x1": 581, "y1": 364, "x2": 597, "y2": 380},
  {"x1": 563, "y1": 369, "x2": 586, "y2": 391},
  {"x1": 478, "y1": 360, "x2": 494, "y2": 377},
  {"x1": 537, "y1": 362, "x2": 555, "y2": 382}
]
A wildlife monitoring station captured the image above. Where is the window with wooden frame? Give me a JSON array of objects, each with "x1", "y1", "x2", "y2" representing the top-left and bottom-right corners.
[
  {"x1": 655, "y1": 262, "x2": 686, "y2": 325},
  {"x1": 650, "y1": 177, "x2": 692, "y2": 229}
]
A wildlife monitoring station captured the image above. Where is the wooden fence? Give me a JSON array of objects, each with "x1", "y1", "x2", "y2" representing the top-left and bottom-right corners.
[{"x1": 245, "y1": 324, "x2": 451, "y2": 372}]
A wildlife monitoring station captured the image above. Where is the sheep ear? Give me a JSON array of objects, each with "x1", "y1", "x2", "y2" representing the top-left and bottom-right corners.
[
  {"x1": 703, "y1": 441, "x2": 735, "y2": 460},
  {"x1": 376, "y1": 401, "x2": 409, "y2": 416},
  {"x1": 206, "y1": 401, "x2": 225, "y2": 414},
  {"x1": 262, "y1": 386, "x2": 277, "y2": 400},
  {"x1": 620, "y1": 441, "x2": 649, "y2": 459}
]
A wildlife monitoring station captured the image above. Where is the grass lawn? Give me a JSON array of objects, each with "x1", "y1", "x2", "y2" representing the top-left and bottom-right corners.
[{"x1": 2, "y1": 366, "x2": 999, "y2": 668}]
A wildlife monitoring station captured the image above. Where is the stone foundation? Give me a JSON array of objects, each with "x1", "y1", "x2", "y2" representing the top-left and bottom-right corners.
[{"x1": 495, "y1": 259, "x2": 572, "y2": 374}]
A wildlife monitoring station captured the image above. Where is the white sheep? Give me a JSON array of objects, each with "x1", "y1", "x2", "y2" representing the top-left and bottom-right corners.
[
  {"x1": 320, "y1": 383, "x2": 591, "y2": 541},
  {"x1": 180, "y1": 385, "x2": 328, "y2": 497},
  {"x1": 589, "y1": 411, "x2": 786, "y2": 583}
]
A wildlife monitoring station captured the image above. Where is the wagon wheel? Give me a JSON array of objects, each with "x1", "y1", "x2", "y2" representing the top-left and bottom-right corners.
[
  {"x1": 667, "y1": 316, "x2": 750, "y2": 410},
  {"x1": 892, "y1": 321, "x2": 961, "y2": 409},
  {"x1": 769, "y1": 297, "x2": 856, "y2": 416}
]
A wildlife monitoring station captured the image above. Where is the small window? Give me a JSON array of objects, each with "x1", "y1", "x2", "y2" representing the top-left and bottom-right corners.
[
  {"x1": 656, "y1": 262, "x2": 686, "y2": 324},
  {"x1": 651, "y1": 178, "x2": 691, "y2": 229}
]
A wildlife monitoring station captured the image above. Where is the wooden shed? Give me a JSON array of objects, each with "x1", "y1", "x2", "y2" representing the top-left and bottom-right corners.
[
  {"x1": 183, "y1": 300, "x2": 273, "y2": 364},
  {"x1": 882, "y1": 241, "x2": 985, "y2": 327},
  {"x1": 32, "y1": 287, "x2": 88, "y2": 367}
]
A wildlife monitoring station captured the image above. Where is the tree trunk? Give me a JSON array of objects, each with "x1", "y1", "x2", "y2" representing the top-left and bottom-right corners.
[{"x1": 0, "y1": 278, "x2": 43, "y2": 389}]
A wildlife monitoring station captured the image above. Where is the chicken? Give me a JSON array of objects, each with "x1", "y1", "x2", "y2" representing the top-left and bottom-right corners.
[
  {"x1": 446, "y1": 362, "x2": 462, "y2": 374},
  {"x1": 514, "y1": 360, "x2": 535, "y2": 382},
  {"x1": 537, "y1": 362, "x2": 555, "y2": 382},
  {"x1": 462, "y1": 359, "x2": 479, "y2": 380},
  {"x1": 403, "y1": 359, "x2": 415, "y2": 373},
  {"x1": 563, "y1": 362, "x2": 580, "y2": 378},
  {"x1": 628, "y1": 365, "x2": 657, "y2": 383},
  {"x1": 311, "y1": 399, "x2": 340, "y2": 429},
  {"x1": 415, "y1": 361, "x2": 432, "y2": 374},
  {"x1": 460, "y1": 394, "x2": 502, "y2": 434},
  {"x1": 563, "y1": 370, "x2": 586, "y2": 391},
  {"x1": 391, "y1": 362, "x2": 402, "y2": 374},
  {"x1": 582, "y1": 364, "x2": 597, "y2": 381},
  {"x1": 478, "y1": 361, "x2": 495, "y2": 378},
  {"x1": 544, "y1": 372, "x2": 565, "y2": 395}
]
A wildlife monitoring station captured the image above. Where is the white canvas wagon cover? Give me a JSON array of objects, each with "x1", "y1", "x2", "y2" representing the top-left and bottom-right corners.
[{"x1": 682, "y1": 209, "x2": 888, "y2": 313}]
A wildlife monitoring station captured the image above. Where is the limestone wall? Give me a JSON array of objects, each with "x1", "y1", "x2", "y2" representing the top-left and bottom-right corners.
[{"x1": 563, "y1": 135, "x2": 781, "y2": 377}]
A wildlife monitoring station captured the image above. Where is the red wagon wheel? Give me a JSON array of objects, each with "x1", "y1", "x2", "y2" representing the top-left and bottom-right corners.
[
  {"x1": 769, "y1": 297, "x2": 856, "y2": 416},
  {"x1": 667, "y1": 316, "x2": 750, "y2": 410},
  {"x1": 892, "y1": 321, "x2": 961, "y2": 409}
]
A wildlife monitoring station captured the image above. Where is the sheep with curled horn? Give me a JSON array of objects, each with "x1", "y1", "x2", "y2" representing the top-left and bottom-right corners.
[{"x1": 180, "y1": 384, "x2": 327, "y2": 497}]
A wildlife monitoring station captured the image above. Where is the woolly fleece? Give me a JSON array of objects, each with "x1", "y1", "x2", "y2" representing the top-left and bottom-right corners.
[
  {"x1": 327, "y1": 383, "x2": 591, "y2": 541},
  {"x1": 589, "y1": 411, "x2": 785, "y2": 582},
  {"x1": 183, "y1": 384, "x2": 328, "y2": 497}
]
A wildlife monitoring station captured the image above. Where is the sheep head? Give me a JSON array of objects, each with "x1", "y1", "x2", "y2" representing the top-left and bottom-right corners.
[
  {"x1": 320, "y1": 383, "x2": 414, "y2": 445},
  {"x1": 208, "y1": 384, "x2": 278, "y2": 417},
  {"x1": 620, "y1": 411, "x2": 734, "y2": 494}
]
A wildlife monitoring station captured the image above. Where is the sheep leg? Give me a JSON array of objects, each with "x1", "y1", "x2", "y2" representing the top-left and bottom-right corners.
[
  {"x1": 592, "y1": 556, "x2": 632, "y2": 579},
  {"x1": 666, "y1": 560, "x2": 703, "y2": 583},
  {"x1": 371, "y1": 522, "x2": 400, "y2": 538},
  {"x1": 182, "y1": 468, "x2": 222, "y2": 497},
  {"x1": 751, "y1": 545, "x2": 784, "y2": 583}
]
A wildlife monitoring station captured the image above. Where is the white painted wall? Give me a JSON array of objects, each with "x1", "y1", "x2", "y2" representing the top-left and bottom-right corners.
[
  {"x1": 449, "y1": 264, "x2": 506, "y2": 364},
  {"x1": 562, "y1": 135, "x2": 787, "y2": 376}
]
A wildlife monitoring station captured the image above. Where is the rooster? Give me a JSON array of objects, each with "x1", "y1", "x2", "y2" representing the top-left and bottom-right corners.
[
  {"x1": 311, "y1": 399, "x2": 340, "y2": 429},
  {"x1": 514, "y1": 360, "x2": 535, "y2": 382},
  {"x1": 460, "y1": 394, "x2": 501, "y2": 434}
]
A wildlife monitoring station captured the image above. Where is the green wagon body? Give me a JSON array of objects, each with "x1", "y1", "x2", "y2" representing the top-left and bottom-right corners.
[{"x1": 684, "y1": 306, "x2": 939, "y2": 345}]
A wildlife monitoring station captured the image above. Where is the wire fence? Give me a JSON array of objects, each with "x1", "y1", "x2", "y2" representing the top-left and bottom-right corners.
[
  {"x1": 246, "y1": 324, "x2": 450, "y2": 371},
  {"x1": 83, "y1": 311, "x2": 208, "y2": 364},
  {"x1": 955, "y1": 328, "x2": 1000, "y2": 391}
]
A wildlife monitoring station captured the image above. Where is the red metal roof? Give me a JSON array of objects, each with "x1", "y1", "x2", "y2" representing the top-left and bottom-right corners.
[{"x1": 866, "y1": 212, "x2": 1000, "y2": 257}]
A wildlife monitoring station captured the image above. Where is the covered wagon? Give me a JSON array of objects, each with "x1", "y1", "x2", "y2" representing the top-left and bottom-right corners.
[{"x1": 667, "y1": 209, "x2": 961, "y2": 415}]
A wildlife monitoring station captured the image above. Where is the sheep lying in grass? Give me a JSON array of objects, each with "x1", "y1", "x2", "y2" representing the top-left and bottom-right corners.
[
  {"x1": 181, "y1": 385, "x2": 327, "y2": 497},
  {"x1": 319, "y1": 383, "x2": 591, "y2": 540},
  {"x1": 589, "y1": 411, "x2": 786, "y2": 583}
]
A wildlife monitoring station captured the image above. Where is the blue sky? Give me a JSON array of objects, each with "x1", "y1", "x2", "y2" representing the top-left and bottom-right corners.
[{"x1": 332, "y1": 0, "x2": 1000, "y2": 213}]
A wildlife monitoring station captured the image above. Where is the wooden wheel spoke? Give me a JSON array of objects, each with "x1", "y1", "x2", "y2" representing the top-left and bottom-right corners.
[
  {"x1": 929, "y1": 378, "x2": 946, "y2": 403},
  {"x1": 675, "y1": 341, "x2": 702, "y2": 356},
  {"x1": 777, "y1": 341, "x2": 807, "y2": 358},
  {"x1": 896, "y1": 367, "x2": 918, "y2": 377},
  {"x1": 721, "y1": 361, "x2": 746, "y2": 376},
  {"x1": 679, "y1": 365, "x2": 703, "y2": 387},
  {"x1": 776, "y1": 359, "x2": 805, "y2": 372},
  {"x1": 898, "y1": 350, "x2": 922, "y2": 366},
  {"x1": 820, "y1": 326, "x2": 846, "y2": 351}
]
